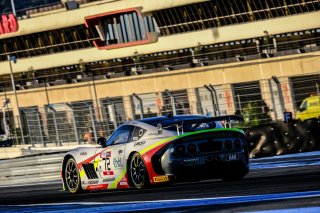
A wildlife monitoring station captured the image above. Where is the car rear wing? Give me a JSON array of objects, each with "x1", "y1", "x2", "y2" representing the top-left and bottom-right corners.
[
  {"x1": 158, "y1": 115, "x2": 243, "y2": 135},
  {"x1": 179, "y1": 115, "x2": 243, "y2": 125}
]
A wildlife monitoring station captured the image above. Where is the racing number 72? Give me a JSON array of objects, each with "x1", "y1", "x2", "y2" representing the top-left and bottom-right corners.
[{"x1": 105, "y1": 158, "x2": 111, "y2": 171}]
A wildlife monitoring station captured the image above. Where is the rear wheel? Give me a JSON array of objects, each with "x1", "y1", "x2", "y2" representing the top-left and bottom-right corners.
[
  {"x1": 64, "y1": 157, "x2": 82, "y2": 193},
  {"x1": 129, "y1": 153, "x2": 149, "y2": 189}
]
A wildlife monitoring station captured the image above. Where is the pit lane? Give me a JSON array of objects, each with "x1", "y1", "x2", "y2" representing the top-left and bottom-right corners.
[{"x1": 0, "y1": 151, "x2": 320, "y2": 212}]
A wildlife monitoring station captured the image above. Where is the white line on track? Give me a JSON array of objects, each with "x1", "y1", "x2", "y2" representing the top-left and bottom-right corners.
[
  {"x1": 0, "y1": 180, "x2": 61, "y2": 188},
  {"x1": 2, "y1": 190, "x2": 320, "y2": 210},
  {"x1": 242, "y1": 206, "x2": 320, "y2": 213}
]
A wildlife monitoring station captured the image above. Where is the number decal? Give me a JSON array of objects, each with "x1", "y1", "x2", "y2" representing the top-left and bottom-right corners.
[{"x1": 105, "y1": 158, "x2": 111, "y2": 170}]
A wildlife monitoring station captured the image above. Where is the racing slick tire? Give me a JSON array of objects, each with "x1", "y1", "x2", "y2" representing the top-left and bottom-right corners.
[
  {"x1": 128, "y1": 153, "x2": 149, "y2": 189},
  {"x1": 64, "y1": 157, "x2": 83, "y2": 193}
]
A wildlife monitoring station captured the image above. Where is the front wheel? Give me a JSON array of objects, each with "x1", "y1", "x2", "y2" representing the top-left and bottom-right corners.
[
  {"x1": 64, "y1": 157, "x2": 82, "y2": 193},
  {"x1": 129, "y1": 153, "x2": 149, "y2": 189}
]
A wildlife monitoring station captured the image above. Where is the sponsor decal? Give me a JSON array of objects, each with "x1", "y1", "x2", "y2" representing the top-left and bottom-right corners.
[
  {"x1": 224, "y1": 153, "x2": 239, "y2": 161},
  {"x1": 132, "y1": 127, "x2": 146, "y2": 141},
  {"x1": 86, "y1": 184, "x2": 108, "y2": 190},
  {"x1": 80, "y1": 151, "x2": 87, "y2": 156},
  {"x1": 113, "y1": 157, "x2": 123, "y2": 169},
  {"x1": 119, "y1": 181, "x2": 128, "y2": 186},
  {"x1": 103, "y1": 170, "x2": 114, "y2": 176},
  {"x1": 133, "y1": 129, "x2": 146, "y2": 141},
  {"x1": 101, "y1": 150, "x2": 111, "y2": 159},
  {"x1": 181, "y1": 158, "x2": 200, "y2": 166},
  {"x1": 153, "y1": 175, "x2": 169, "y2": 183},
  {"x1": 88, "y1": 180, "x2": 99, "y2": 184},
  {"x1": 103, "y1": 177, "x2": 115, "y2": 182},
  {"x1": 132, "y1": 137, "x2": 139, "y2": 141},
  {"x1": 148, "y1": 132, "x2": 158, "y2": 136},
  {"x1": 206, "y1": 155, "x2": 222, "y2": 162},
  {"x1": 134, "y1": 141, "x2": 146, "y2": 146},
  {"x1": 138, "y1": 129, "x2": 145, "y2": 137}
]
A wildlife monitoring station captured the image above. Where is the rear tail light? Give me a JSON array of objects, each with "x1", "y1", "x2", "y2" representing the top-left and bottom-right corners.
[
  {"x1": 234, "y1": 139, "x2": 242, "y2": 149},
  {"x1": 224, "y1": 140, "x2": 233, "y2": 150},
  {"x1": 187, "y1": 144, "x2": 197, "y2": 153},
  {"x1": 176, "y1": 145, "x2": 185, "y2": 155}
]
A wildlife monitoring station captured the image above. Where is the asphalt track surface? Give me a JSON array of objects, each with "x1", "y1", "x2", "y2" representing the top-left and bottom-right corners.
[{"x1": 0, "y1": 152, "x2": 320, "y2": 212}]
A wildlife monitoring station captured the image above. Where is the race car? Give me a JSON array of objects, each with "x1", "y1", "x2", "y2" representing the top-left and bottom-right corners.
[{"x1": 61, "y1": 114, "x2": 249, "y2": 193}]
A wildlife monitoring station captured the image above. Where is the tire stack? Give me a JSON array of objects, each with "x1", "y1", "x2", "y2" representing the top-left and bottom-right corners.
[{"x1": 246, "y1": 119, "x2": 320, "y2": 158}]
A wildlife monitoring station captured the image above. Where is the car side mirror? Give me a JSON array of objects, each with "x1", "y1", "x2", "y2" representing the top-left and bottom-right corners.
[
  {"x1": 97, "y1": 137, "x2": 107, "y2": 148},
  {"x1": 157, "y1": 123, "x2": 163, "y2": 135}
]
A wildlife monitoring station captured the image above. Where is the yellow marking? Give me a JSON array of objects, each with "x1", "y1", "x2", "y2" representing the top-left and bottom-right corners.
[
  {"x1": 94, "y1": 157, "x2": 100, "y2": 171},
  {"x1": 109, "y1": 166, "x2": 127, "y2": 189},
  {"x1": 80, "y1": 169, "x2": 86, "y2": 178},
  {"x1": 139, "y1": 136, "x2": 177, "y2": 155},
  {"x1": 153, "y1": 176, "x2": 169, "y2": 183},
  {"x1": 139, "y1": 129, "x2": 244, "y2": 156}
]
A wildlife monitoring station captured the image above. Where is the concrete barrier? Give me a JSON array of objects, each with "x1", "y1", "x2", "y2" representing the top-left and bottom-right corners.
[
  {"x1": 0, "y1": 153, "x2": 64, "y2": 186},
  {"x1": 0, "y1": 143, "x2": 97, "y2": 186},
  {"x1": 0, "y1": 143, "x2": 97, "y2": 160},
  {"x1": 0, "y1": 147, "x2": 22, "y2": 159}
]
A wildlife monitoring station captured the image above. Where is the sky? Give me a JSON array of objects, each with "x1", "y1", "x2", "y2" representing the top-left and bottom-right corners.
[{"x1": 0, "y1": 0, "x2": 60, "y2": 14}]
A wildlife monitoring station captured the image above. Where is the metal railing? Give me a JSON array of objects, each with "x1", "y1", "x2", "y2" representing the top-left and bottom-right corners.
[
  {"x1": 1, "y1": 36, "x2": 319, "y2": 91},
  {"x1": 0, "y1": 153, "x2": 63, "y2": 186}
]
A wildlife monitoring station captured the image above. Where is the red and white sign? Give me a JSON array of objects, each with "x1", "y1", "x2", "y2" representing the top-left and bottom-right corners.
[
  {"x1": 0, "y1": 14, "x2": 18, "y2": 35},
  {"x1": 103, "y1": 171, "x2": 114, "y2": 176}
]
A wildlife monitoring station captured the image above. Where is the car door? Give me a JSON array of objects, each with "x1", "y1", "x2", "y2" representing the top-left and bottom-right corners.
[
  {"x1": 297, "y1": 100, "x2": 308, "y2": 120},
  {"x1": 308, "y1": 97, "x2": 320, "y2": 119},
  {"x1": 95, "y1": 125, "x2": 134, "y2": 184}
]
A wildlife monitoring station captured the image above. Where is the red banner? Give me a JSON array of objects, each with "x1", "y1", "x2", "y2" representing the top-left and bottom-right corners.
[{"x1": 0, "y1": 14, "x2": 18, "y2": 35}]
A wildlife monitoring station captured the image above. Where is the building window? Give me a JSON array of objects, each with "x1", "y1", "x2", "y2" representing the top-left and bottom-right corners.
[{"x1": 85, "y1": 8, "x2": 159, "y2": 50}]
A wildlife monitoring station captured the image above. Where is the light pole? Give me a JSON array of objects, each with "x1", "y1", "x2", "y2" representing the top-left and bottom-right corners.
[
  {"x1": 10, "y1": 0, "x2": 16, "y2": 16},
  {"x1": 8, "y1": 55, "x2": 25, "y2": 144}
]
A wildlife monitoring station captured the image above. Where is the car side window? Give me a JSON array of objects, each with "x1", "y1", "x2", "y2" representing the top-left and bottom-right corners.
[
  {"x1": 131, "y1": 126, "x2": 146, "y2": 141},
  {"x1": 300, "y1": 100, "x2": 307, "y2": 110},
  {"x1": 309, "y1": 100, "x2": 319, "y2": 107},
  {"x1": 106, "y1": 125, "x2": 134, "y2": 146}
]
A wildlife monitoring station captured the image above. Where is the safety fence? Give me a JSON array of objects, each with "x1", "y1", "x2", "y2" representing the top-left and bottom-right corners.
[
  {"x1": 0, "y1": 72, "x2": 319, "y2": 147},
  {"x1": 0, "y1": 152, "x2": 63, "y2": 186}
]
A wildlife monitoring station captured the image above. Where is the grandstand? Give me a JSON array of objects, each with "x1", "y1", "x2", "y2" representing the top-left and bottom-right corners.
[{"x1": 0, "y1": 0, "x2": 319, "y2": 145}]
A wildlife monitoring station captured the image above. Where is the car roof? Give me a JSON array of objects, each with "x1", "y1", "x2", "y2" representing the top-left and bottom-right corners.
[
  {"x1": 138, "y1": 114, "x2": 210, "y2": 126},
  {"x1": 305, "y1": 96, "x2": 320, "y2": 101}
]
